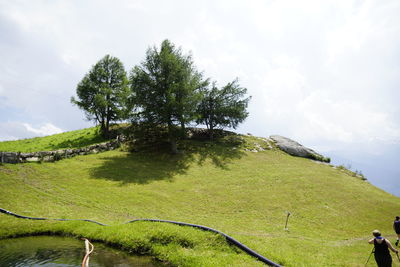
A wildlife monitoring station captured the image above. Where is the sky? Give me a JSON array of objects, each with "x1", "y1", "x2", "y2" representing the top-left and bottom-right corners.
[{"x1": 0, "y1": 0, "x2": 399, "y2": 196}]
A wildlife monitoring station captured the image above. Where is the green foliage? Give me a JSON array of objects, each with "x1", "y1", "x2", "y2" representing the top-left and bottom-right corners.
[
  {"x1": 196, "y1": 80, "x2": 250, "y2": 139},
  {"x1": 309, "y1": 153, "x2": 331, "y2": 163},
  {"x1": 71, "y1": 55, "x2": 129, "y2": 137},
  {"x1": 0, "y1": 127, "x2": 106, "y2": 152},
  {"x1": 129, "y1": 40, "x2": 208, "y2": 153}
]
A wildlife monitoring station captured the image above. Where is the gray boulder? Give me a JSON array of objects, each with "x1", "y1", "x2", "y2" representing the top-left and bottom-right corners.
[{"x1": 270, "y1": 135, "x2": 330, "y2": 163}]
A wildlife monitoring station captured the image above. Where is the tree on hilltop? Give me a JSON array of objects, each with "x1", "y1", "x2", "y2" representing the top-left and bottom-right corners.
[
  {"x1": 71, "y1": 55, "x2": 129, "y2": 137},
  {"x1": 129, "y1": 40, "x2": 208, "y2": 153},
  {"x1": 196, "y1": 79, "x2": 250, "y2": 140}
]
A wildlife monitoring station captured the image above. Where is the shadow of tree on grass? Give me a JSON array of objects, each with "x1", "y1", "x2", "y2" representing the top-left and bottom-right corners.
[
  {"x1": 90, "y1": 137, "x2": 245, "y2": 185},
  {"x1": 53, "y1": 135, "x2": 107, "y2": 150},
  {"x1": 180, "y1": 139, "x2": 245, "y2": 170},
  {"x1": 90, "y1": 152, "x2": 191, "y2": 185}
]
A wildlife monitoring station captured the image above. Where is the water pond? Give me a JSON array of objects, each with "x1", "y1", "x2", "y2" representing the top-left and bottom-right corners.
[{"x1": 0, "y1": 235, "x2": 163, "y2": 266}]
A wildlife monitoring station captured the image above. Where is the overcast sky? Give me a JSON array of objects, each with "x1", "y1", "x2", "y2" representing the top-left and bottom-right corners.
[{"x1": 0, "y1": 0, "x2": 399, "y2": 195}]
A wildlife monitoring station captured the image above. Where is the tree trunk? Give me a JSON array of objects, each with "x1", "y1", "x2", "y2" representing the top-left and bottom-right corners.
[
  {"x1": 104, "y1": 119, "x2": 110, "y2": 138},
  {"x1": 105, "y1": 93, "x2": 111, "y2": 138},
  {"x1": 168, "y1": 121, "x2": 178, "y2": 154},
  {"x1": 100, "y1": 120, "x2": 107, "y2": 137},
  {"x1": 209, "y1": 123, "x2": 214, "y2": 141},
  {"x1": 180, "y1": 120, "x2": 186, "y2": 139},
  {"x1": 170, "y1": 138, "x2": 178, "y2": 154}
]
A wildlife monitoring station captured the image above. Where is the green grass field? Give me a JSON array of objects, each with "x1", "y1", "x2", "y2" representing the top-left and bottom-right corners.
[
  {"x1": 0, "y1": 128, "x2": 399, "y2": 266},
  {"x1": 0, "y1": 127, "x2": 106, "y2": 152}
]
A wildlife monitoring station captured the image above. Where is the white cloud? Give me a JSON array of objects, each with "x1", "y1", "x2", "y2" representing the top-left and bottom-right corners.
[
  {"x1": 0, "y1": 122, "x2": 62, "y2": 141},
  {"x1": 296, "y1": 90, "x2": 400, "y2": 145},
  {"x1": 325, "y1": 1, "x2": 372, "y2": 63},
  {"x1": 0, "y1": 0, "x2": 399, "y2": 158},
  {"x1": 325, "y1": 0, "x2": 400, "y2": 65},
  {"x1": 23, "y1": 123, "x2": 63, "y2": 137}
]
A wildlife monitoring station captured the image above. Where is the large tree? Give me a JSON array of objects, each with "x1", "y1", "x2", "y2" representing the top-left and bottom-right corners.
[
  {"x1": 71, "y1": 55, "x2": 129, "y2": 137},
  {"x1": 130, "y1": 40, "x2": 208, "y2": 153},
  {"x1": 196, "y1": 79, "x2": 250, "y2": 140}
]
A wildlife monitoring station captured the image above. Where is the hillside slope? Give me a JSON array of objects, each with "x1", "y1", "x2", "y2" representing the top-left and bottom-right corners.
[
  {"x1": 0, "y1": 132, "x2": 399, "y2": 266},
  {"x1": 0, "y1": 127, "x2": 107, "y2": 152}
]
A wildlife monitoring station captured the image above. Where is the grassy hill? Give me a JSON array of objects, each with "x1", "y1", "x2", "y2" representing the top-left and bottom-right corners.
[
  {"x1": 0, "y1": 128, "x2": 399, "y2": 266},
  {"x1": 0, "y1": 127, "x2": 106, "y2": 152}
]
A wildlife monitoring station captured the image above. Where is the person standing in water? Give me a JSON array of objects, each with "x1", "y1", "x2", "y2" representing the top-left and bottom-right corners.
[
  {"x1": 394, "y1": 216, "x2": 400, "y2": 247},
  {"x1": 368, "y1": 230, "x2": 398, "y2": 267}
]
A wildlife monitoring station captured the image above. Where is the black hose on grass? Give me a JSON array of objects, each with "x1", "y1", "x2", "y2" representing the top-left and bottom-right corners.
[
  {"x1": 0, "y1": 207, "x2": 281, "y2": 267},
  {"x1": 126, "y1": 218, "x2": 282, "y2": 266},
  {"x1": 0, "y1": 208, "x2": 107, "y2": 226}
]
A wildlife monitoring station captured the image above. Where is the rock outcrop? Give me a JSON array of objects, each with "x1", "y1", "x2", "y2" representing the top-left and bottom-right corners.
[{"x1": 269, "y1": 135, "x2": 330, "y2": 163}]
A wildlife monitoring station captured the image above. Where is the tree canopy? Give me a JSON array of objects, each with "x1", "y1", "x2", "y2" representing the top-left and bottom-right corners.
[
  {"x1": 129, "y1": 39, "x2": 208, "y2": 153},
  {"x1": 71, "y1": 55, "x2": 129, "y2": 137},
  {"x1": 197, "y1": 79, "x2": 250, "y2": 139},
  {"x1": 72, "y1": 41, "x2": 251, "y2": 149}
]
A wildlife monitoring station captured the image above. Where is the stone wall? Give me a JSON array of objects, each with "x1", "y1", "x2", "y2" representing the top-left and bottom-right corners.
[{"x1": 0, "y1": 138, "x2": 121, "y2": 164}]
